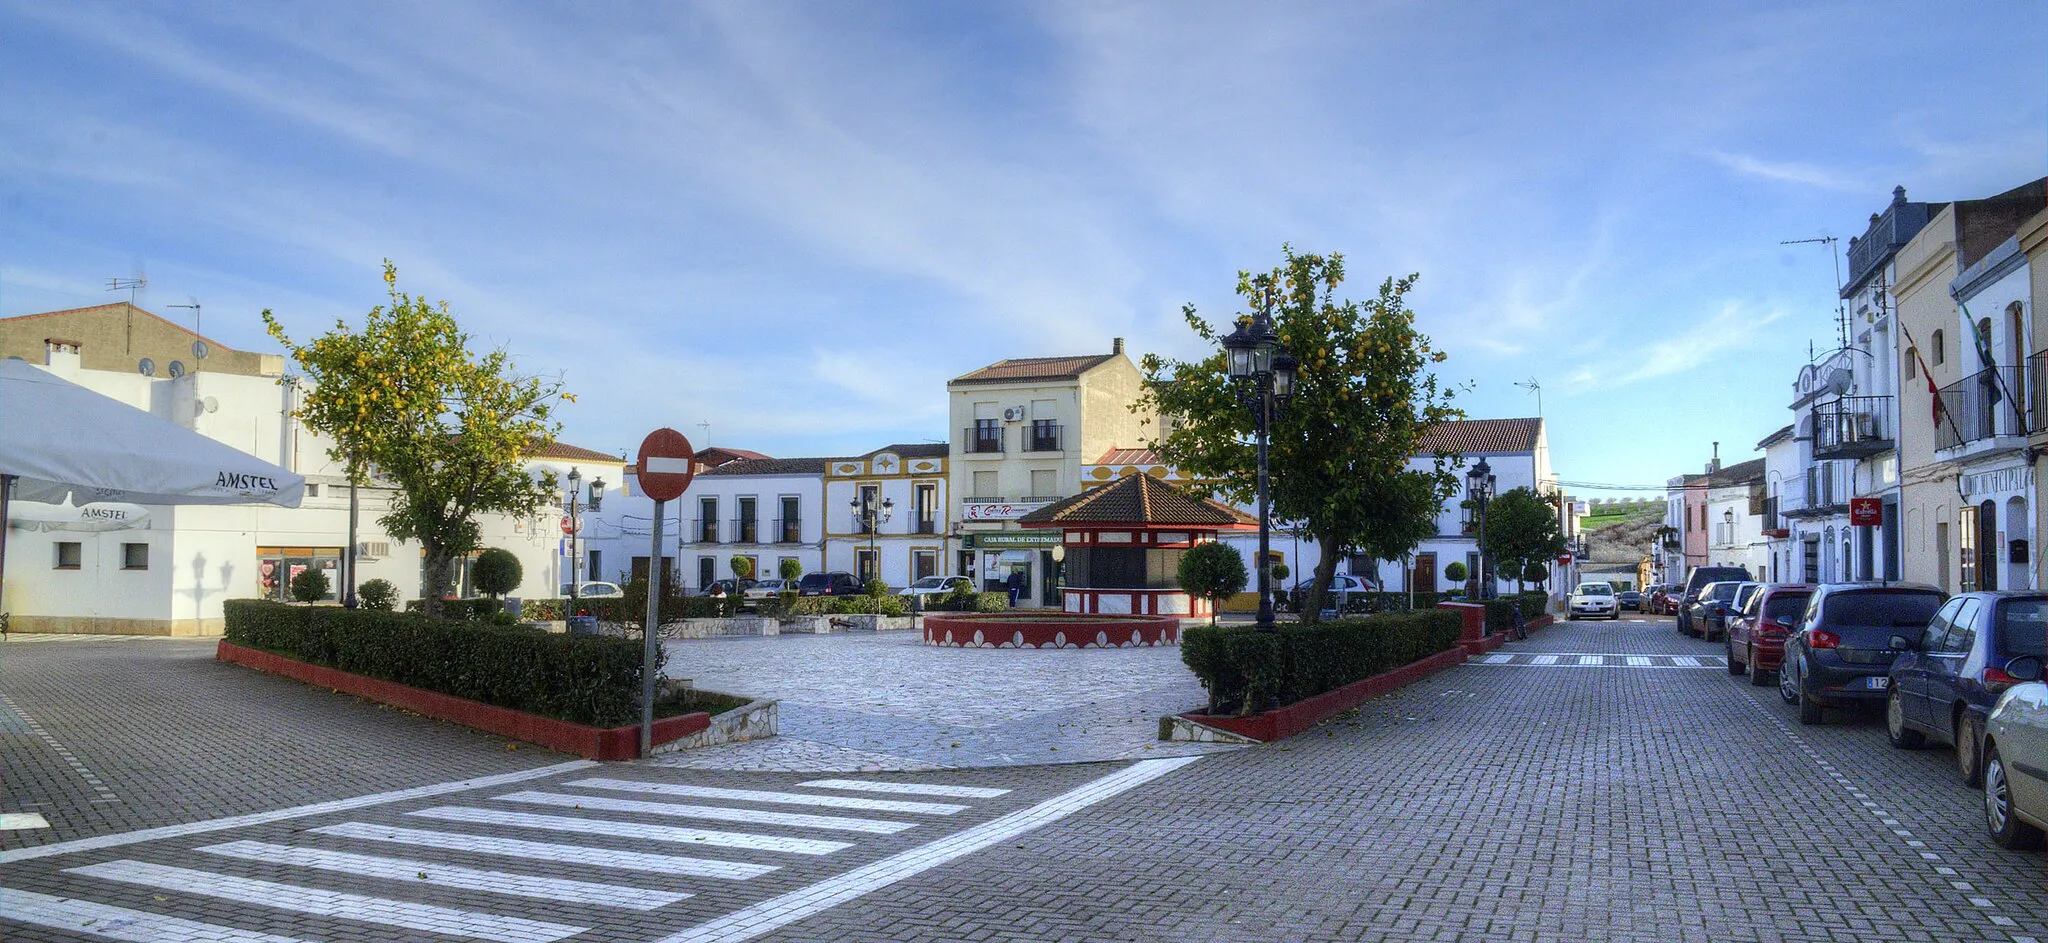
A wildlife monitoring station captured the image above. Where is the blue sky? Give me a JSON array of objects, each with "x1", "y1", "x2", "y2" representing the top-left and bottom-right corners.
[{"x1": 4, "y1": 2, "x2": 2043, "y2": 496}]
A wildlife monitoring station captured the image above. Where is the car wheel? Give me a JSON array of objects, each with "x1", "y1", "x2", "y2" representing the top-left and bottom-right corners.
[
  {"x1": 1798, "y1": 691, "x2": 1826, "y2": 726},
  {"x1": 1985, "y1": 744, "x2": 2045, "y2": 850},
  {"x1": 1726, "y1": 636, "x2": 1745, "y2": 675},
  {"x1": 1886, "y1": 690, "x2": 1926, "y2": 749},
  {"x1": 1778, "y1": 656, "x2": 1799, "y2": 705},
  {"x1": 1747, "y1": 644, "x2": 1771, "y2": 687},
  {"x1": 1956, "y1": 711, "x2": 1985, "y2": 789}
]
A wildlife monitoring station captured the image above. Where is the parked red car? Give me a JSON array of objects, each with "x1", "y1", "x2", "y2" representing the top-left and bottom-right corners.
[
  {"x1": 1648, "y1": 585, "x2": 1676, "y2": 615},
  {"x1": 1727, "y1": 583, "x2": 1814, "y2": 686}
]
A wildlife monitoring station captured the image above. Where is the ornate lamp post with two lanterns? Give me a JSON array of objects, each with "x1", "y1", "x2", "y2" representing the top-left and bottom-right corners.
[
  {"x1": 564, "y1": 467, "x2": 605, "y2": 608},
  {"x1": 1463, "y1": 458, "x2": 1497, "y2": 599},
  {"x1": 1220, "y1": 301, "x2": 1298, "y2": 630}
]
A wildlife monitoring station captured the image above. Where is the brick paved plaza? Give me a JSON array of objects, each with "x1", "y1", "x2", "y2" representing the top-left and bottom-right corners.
[{"x1": 3, "y1": 619, "x2": 2045, "y2": 942}]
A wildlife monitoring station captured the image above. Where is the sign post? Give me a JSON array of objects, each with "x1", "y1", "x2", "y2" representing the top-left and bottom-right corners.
[{"x1": 633, "y1": 428, "x2": 696, "y2": 757}]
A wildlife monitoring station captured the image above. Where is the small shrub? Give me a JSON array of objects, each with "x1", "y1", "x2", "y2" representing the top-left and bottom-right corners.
[
  {"x1": 1444, "y1": 561, "x2": 1468, "y2": 583},
  {"x1": 864, "y1": 578, "x2": 890, "y2": 598},
  {"x1": 290, "y1": 568, "x2": 331, "y2": 604},
  {"x1": 1178, "y1": 541, "x2": 1248, "y2": 625},
  {"x1": 779, "y1": 558, "x2": 802, "y2": 581},
  {"x1": 731, "y1": 556, "x2": 756, "y2": 580},
  {"x1": 357, "y1": 579, "x2": 397, "y2": 611},
  {"x1": 473, "y1": 548, "x2": 523, "y2": 598}
]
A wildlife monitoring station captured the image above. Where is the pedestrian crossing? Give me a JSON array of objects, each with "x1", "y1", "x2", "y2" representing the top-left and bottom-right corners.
[
  {"x1": 1467, "y1": 652, "x2": 1728, "y2": 668},
  {"x1": 0, "y1": 771, "x2": 1041, "y2": 943}
]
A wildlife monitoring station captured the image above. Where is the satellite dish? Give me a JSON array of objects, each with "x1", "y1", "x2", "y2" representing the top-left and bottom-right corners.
[
  {"x1": 202, "y1": 396, "x2": 219, "y2": 414},
  {"x1": 138, "y1": 357, "x2": 155, "y2": 377},
  {"x1": 192, "y1": 340, "x2": 209, "y2": 360},
  {"x1": 167, "y1": 360, "x2": 185, "y2": 378}
]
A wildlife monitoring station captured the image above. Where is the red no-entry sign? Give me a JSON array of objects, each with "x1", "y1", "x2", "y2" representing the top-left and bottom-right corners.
[{"x1": 636, "y1": 428, "x2": 696, "y2": 502}]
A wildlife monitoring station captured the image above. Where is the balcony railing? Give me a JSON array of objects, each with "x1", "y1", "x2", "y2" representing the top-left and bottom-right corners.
[
  {"x1": 2030, "y1": 350, "x2": 2048, "y2": 435},
  {"x1": 1937, "y1": 365, "x2": 2027, "y2": 450},
  {"x1": 772, "y1": 518, "x2": 801, "y2": 544},
  {"x1": 915, "y1": 519, "x2": 938, "y2": 535},
  {"x1": 963, "y1": 427, "x2": 1004, "y2": 453},
  {"x1": 1811, "y1": 395, "x2": 1893, "y2": 460},
  {"x1": 1024, "y1": 423, "x2": 1063, "y2": 452},
  {"x1": 728, "y1": 518, "x2": 759, "y2": 544},
  {"x1": 691, "y1": 519, "x2": 718, "y2": 543}
]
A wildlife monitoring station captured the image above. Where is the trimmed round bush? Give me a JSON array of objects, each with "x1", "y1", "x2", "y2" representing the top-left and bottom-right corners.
[
  {"x1": 290, "y1": 567, "x2": 331, "y2": 604},
  {"x1": 357, "y1": 578, "x2": 397, "y2": 611},
  {"x1": 473, "y1": 547, "x2": 523, "y2": 598}
]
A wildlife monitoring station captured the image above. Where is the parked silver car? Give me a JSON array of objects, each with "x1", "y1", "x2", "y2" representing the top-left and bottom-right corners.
[{"x1": 1983, "y1": 655, "x2": 2048, "y2": 848}]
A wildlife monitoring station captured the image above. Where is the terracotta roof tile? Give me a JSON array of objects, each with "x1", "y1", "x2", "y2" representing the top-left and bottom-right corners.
[
  {"x1": 1416, "y1": 418, "x2": 1543, "y2": 454},
  {"x1": 1093, "y1": 448, "x2": 1162, "y2": 465},
  {"x1": 1018, "y1": 473, "x2": 1255, "y2": 528},
  {"x1": 530, "y1": 441, "x2": 624, "y2": 463},
  {"x1": 699, "y1": 457, "x2": 833, "y2": 477},
  {"x1": 865, "y1": 443, "x2": 950, "y2": 459},
  {"x1": 950, "y1": 354, "x2": 1116, "y2": 385}
]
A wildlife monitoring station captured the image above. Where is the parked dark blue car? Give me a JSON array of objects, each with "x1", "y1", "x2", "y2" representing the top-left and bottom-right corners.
[
  {"x1": 1781, "y1": 582, "x2": 1946, "y2": 726},
  {"x1": 1887, "y1": 591, "x2": 2048, "y2": 787}
]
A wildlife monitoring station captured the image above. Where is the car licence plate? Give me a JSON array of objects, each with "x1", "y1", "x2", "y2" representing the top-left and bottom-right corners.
[{"x1": 1866, "y1": 676, "x2": 1890, "y2": 690}]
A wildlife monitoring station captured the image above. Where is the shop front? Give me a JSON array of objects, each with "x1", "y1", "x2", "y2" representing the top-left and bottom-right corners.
[{"x1": 959, "y1": 530, "x2": 1063, "y2": 607}]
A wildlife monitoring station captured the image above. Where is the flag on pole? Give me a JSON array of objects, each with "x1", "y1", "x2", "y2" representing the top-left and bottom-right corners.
[{"x1": 1899, "y1": 322, "x2": 1948, "y2": 431}]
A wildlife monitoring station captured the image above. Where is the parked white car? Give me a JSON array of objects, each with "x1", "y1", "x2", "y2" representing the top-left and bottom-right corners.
[
  {"x1": 742, "y1": 579, "x2": 791, "y2": 605},
  {"x1": 1983, "y1": 655, "x2": 2048, "y2": 848},
  {"x1": 559, "y1": 581, "x2": 623, "y2": 598},
  {"x1": 1570, "y1": 582, "x2": 1618, "y2": 620}
]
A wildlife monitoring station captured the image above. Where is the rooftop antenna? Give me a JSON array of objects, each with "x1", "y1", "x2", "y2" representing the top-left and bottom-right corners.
[
  {"x1": 105, "y1": 276, "x2": 147, "y2": 307},
  {"x1": 1780, "y1": 235, "x2": 1846, "y2": 348},
  {"x1": 167, "y1": 299, "x2": 204, "y2": 373},
  {"x1": 1512, "y1": 377, "x2": 1542, "y2": 423},
  {"x1": 696, "y1": 420, "x2": 711, "y2": 449}
]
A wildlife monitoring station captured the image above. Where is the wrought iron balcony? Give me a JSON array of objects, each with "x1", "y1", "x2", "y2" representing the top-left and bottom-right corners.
[
  {"x1": 1811, "y1": 395, "x2": 1892, "y2": 460},
  {"x1": 690, "y1": 518, "x2": 719, "y2": 543},
  {"x1": 728, "y1": 518, "x2": 760, "y2": 544},
  {"x1": 1936, "y1": 365, "x2": 2027, "y2": 451},
  {"x1": 772, "y1": 518, "x2": 802, "y2": 544},
  {"x1": 963, "y1": 427, "x2": 1004, "y2": 453},
  {"x1": 1023, "y1": 423, "x2": 1063, "y2": 453},
  {"x1": 2030, "y1": 350, "x2": 2048, "y2": 435}
]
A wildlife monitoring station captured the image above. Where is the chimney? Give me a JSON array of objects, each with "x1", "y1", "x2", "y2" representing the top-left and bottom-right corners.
[
  {"x1": 1112, "y1": 337, "x2": 1125, "y2": 356},
  {"x1": 1707, "y1": 442, "x2": 1721, "y2": 475},
  {"x1": 44, "y1": 338, "x2": 81, "y2": 373}
]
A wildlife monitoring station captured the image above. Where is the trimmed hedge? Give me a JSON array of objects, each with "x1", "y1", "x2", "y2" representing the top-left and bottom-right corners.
[
  {"x1": 923, "y1": 590, "x2": 1011, "y2": 613},
  {"x1": 225, "y1": 599, "x2": 655, "y2": 727},
  {"x1": 518, "y1": 595, "x2": 739, "y2": 623},
  {"x1": 1481, "y1": 591, "x2": 1552, "y2": 632},
  {"x1": 1181, "y1": 609, "x2": 1463, "y2": 716}
]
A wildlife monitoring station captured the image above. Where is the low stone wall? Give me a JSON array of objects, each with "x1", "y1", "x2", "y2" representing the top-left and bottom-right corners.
[{"x1": 652, "y1": 699, "x2": 779, "y2": 754}]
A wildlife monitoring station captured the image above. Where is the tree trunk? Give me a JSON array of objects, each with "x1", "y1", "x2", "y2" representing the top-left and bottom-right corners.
[
  {"x1": 1302, "y1": 534, "x2": 1342, "y2": 624},
  {"x1": 420, "y1": 547, "x2": 454, "y2": 619}
]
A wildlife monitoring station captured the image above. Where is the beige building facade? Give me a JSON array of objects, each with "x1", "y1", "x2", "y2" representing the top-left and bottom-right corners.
[
  {"x1": 946, "y1": 339, "x2": 1154, "y2": 606},
  {"x1": 1, "y1": 303, "x2": 281, "y2": 379}
]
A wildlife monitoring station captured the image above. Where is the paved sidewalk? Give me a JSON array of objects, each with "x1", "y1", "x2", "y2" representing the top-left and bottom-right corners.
[{"x1": 656, "y1": 630, "x2": 1237, "y2": 770}]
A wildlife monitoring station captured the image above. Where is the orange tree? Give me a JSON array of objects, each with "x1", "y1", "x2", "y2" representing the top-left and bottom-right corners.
[
  {"x1": 1139, "y1": 247, "x2": 1462, "y2": 620},
  {"x1": 264, "y1": 262, "x2": 571, "y2": 617}
]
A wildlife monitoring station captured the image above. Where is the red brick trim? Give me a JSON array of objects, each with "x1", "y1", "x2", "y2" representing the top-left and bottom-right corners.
[
  {"x1": 922, "y1": 613, "x2": 1179, "y2": 648},
  {"x1": 1180, "y1": 646, "x2": 1468, "y2": 742},
  {"x1": 216, "y1": 641, "x2": 708, "y2": 760}
]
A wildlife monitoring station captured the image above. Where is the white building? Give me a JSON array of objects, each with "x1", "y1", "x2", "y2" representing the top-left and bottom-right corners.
[
  {"x1": 823, "y1": 444, "x2": 951, "y2": 588},
  {"x1": 585, "y1": 456, "x2": 831, "y2": 592},
  {"x1": 0, "y1": 326, "x2": 599, "y2": 634}
]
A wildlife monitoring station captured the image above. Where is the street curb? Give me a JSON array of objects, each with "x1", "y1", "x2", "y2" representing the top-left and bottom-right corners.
[
  {"x1": 1168, "y1": 646, "x2": 1470, "y2": 743},
  {"x1": 216, "y1": 641, "x2": 712, "y2": 760}
]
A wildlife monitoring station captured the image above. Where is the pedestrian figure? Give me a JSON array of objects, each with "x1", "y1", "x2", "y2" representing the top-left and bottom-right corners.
[{"x1": 1006, "y1": 568, "x2": 1027, "y2": 607}]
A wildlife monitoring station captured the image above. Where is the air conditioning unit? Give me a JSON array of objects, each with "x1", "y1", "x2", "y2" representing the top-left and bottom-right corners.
[
  {"x1": 357, "y1": 541, "x2": 390, "y2": 560},
  {"x1": 1002, "y1": 406, "x2": 1026, "y2": 422}
]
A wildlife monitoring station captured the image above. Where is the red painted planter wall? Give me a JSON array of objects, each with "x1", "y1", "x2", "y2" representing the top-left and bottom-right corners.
[
  {"x1": 923, "y1": 613, "x2": 1180, "y2": 648},
  {"x1": 216, "y1": 641, "x2": 709, "y2": 760},
  {"x1": 1182, "y1": 646, "x2": 1468, "y2": 742}
]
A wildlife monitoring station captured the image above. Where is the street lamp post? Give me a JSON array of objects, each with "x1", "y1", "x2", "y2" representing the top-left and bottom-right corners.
[
  {"x1": 564, "y1": 467, "x2": 606, "y2": 610},
  {"x1": 1220, "y1": 301, "x2": 1298, "y2": 630},
  {"x1": 1466, "y1": 458, "x2": 1497, "y2": 599},
  {"x1": 1723, "y1": 509, "x2": 1735, "y2": 566},
  {"x1": 850, "y1": 494, "x2": 895, "y2": 586}
]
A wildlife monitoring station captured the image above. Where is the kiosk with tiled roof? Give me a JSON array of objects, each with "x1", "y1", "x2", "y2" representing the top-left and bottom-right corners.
[{"x1": 1015, "y1": 472, "x2": 1255, "y2": 620}]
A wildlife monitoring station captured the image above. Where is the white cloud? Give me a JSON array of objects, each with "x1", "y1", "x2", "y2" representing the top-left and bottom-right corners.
[{"x1": 1705, "y1": 151, "x2": 1867, "y2": 193}]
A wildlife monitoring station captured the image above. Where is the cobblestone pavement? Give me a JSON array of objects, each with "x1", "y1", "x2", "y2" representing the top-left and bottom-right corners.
[
  {"x1": 658, "y1": 631, "x2": 1239, "y2": 770},
  {"x1": 8, "y1": 619, "x2": 2045, "y2": 942},
  {"x1": 0, "y1": 637, "x2": 566, "y2": 848}
]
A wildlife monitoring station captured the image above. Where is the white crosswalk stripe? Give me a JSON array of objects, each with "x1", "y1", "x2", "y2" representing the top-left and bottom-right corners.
[
  {"x1": 1626, "y1": 655, "x2": 1652, "y2": 666},
  {"x1": 1531, "y1": 654, "x2": 1560, "y2": 665},
  {"x1": 311, "y1": 821, "x2": 777, "y2": 878},
  {"x1": 65, "y1": 860, "x2": 586, "y2": 943},
  {"x1": 409, "y1": 805, "x2": 854, "y2": 855},
  {"x1": 569, "y1": 778, "x2": 969, "y2": 815},
  {"x1": 0, "y1": 887, "x2": 313, "y2": 943},
  {"x1": 493, "y1": 789, "x2": 918, "y2": 834},
  {"x1": 196, "y1": 840, "x2": 690, "y2": 910},
  {"x1": 796, "y1": 779, "x2": 1012, "y2": 799}
]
